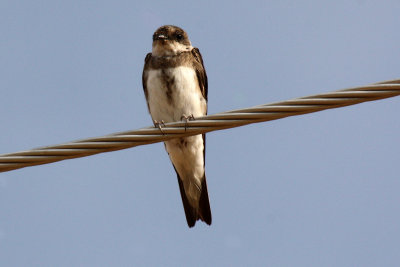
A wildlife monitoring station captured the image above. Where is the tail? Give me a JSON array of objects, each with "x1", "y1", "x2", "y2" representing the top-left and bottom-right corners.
[{"x1": 176, "y1": 173, "x2": 212, "y2": 228}]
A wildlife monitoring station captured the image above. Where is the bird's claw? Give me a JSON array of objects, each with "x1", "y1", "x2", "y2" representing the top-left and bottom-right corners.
[
  {"x1": 153, "y1": 120, "x2": 165, "y2": 135},
  {"x1": 181, "y1": 114, "x2": 195, "y2": 131}
]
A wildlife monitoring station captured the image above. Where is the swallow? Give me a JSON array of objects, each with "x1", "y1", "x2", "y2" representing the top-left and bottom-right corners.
[{"x1": 142, "y1": 25, "x2": 211, "y2": 227}]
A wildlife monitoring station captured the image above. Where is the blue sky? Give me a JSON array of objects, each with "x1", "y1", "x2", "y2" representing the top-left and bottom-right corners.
[{"x1": 1, "y1": 1, "x2": 400, "y2": 266}]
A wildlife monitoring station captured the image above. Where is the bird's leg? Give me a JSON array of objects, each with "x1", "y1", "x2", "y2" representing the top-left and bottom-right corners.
[
  {"x1": 180, "y1": 114, "x2": 195, "y2": 131},
  {"x1": 153, "y1": 119, "x2": 165, "y2": 135}
]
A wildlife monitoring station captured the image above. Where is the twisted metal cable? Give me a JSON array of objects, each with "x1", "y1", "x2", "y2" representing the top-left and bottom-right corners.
[{"x1": 1, "y1": 79, "x2": 399, "y2": 173}]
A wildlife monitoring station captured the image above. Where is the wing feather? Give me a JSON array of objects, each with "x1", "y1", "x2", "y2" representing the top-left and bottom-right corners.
[{"x1": 191, "y1": 48, "x2": 208, "y2": 101}]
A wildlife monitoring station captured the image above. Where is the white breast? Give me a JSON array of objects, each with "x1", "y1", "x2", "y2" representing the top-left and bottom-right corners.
[{"x1": 146, "y1": 66, "x2": 207, "y2": 123}]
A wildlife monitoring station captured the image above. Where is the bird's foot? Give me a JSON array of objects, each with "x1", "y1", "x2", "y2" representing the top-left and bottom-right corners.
[
  {"x1": 153, "y1": 120, "x2": 165, "y2": 135},
  {"x1": 180, "y1": 114, "x2": 195, "y2": 132}
]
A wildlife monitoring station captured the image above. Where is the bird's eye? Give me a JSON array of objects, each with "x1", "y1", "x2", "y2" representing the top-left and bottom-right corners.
[{"x1": 176, "y1": 34, "x2": 183, "y2": 41}]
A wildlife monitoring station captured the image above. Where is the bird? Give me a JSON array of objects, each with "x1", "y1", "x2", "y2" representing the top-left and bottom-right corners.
[{"x1": 142, "y1": 25, "x2": 211, "y2": 227}]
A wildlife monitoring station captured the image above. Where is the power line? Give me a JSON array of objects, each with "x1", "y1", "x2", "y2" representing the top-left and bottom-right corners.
[{"x1": 1, "y1": 79, "x2": 399, "y2": 173}]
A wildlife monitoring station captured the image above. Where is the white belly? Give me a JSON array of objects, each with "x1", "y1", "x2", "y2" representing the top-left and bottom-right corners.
[{"x1": 146, "y1": 66, "x2": 207, "y2": 122}]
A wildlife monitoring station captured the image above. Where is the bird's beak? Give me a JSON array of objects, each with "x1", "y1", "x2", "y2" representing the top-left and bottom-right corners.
[{"x1": 156, "y1": 34, "x2": 168, "y2": 40}]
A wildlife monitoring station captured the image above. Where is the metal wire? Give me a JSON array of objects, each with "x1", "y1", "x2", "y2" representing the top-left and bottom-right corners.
[{"x1": 1, "y1": 79, "x2": 399, "y2": 173}]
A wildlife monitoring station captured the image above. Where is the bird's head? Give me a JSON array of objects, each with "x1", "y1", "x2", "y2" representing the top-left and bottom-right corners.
[{"x1": 152, "y1": 25, "x2": 192, "y2": 57}]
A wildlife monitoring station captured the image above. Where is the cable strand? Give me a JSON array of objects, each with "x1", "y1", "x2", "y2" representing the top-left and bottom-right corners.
[{"x1": 1, "y1": 79, "x2": 399, "y2": 173}]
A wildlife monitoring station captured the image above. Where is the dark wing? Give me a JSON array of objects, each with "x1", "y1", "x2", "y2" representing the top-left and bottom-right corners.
[
  {"x1": 189, "y1": 48, "x2": 212, "y2": 226},
  {"x1": 191, "y1": 48, "x2": 208, "y2": 102},
  {"x1": 175, "y1": 166, "x2": 212, "y2": 227},
  {"x1": 191, "y1": 47, "x2": 208, "y2": 161},
  {"x1": 174, "y1": 166, "x2": 197, "y2": 227},
  {"x1": 142, "y1": 53, "x2": 152, "y2": 112}
]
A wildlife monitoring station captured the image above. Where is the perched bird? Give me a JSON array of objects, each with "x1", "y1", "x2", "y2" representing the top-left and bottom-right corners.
[{"x1": 142, "y1": 25, "x2": 211, "y2": 227}]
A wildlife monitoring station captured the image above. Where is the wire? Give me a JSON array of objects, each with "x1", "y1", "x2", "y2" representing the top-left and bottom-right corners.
[{"x1": 1, "y1": 79, "x2": 399, "y2": 173}]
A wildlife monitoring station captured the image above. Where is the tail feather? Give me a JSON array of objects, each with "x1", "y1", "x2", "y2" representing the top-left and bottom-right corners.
[
  {"x1": 176, "y1": 172, "x2": 212, "y2": 227},
  {"x1": 176, "y1": 175, "x2": 197, "y2": 227},
  {"x1": 198, "y1": 175, "x2": 212, "y2": 225}
]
